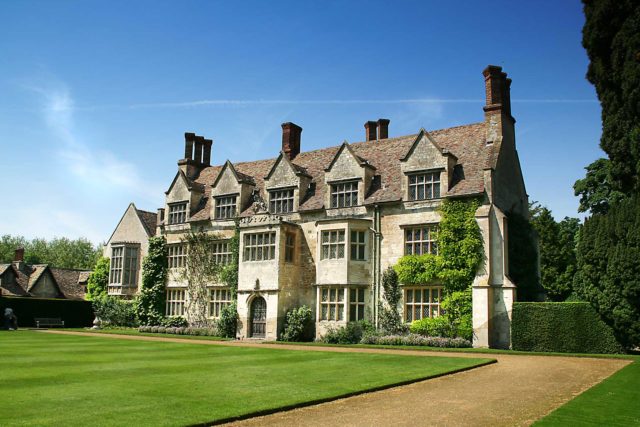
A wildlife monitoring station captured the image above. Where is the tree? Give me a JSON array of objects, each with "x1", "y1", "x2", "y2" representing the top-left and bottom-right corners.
[
  {"x1": 529, "y1": 205, "x2": 580, "y2": 302},
  {"x1": 379, "y1": 267, "x2": 404, "y2": 333},
  {"x1": 582, "y1": 0, "x2": 640, "y2": 194},
  {"x1": 86, "y1": 257, "x2": 109, "y2": 300},
  {"x1": 574, "y1": 158, "x2": 625, "y2": 215},
  {"x1": 507, "y1": 210, "x2": 540, "y2": 302},
  {"x1": 135, "y1": 236, "x2": 168, "y2": 326},
  {"x1": 0, "y1": 234, "x2": 101, "y2": 269},
  {"x1": 574, "y1": 195, "x2": 640, "y2": 348}
]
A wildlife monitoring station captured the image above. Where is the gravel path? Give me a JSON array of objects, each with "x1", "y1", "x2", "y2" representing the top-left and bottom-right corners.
[{"x1": 44, "y1": 331, "x2": 630, "y2": 426}]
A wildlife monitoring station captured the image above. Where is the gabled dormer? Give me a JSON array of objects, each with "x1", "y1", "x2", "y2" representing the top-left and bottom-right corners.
[
  {"x1": 400, "y1": 129, "x2": 457, "y2": 201},
  {"x1": 211, "y1": 160, "x2": 255, "y2": 220},
  {"x1": 324, "y1": 142, "x2": 376, "y2": 209},
  {"x1": 164, "y1": 169, "x2": 204, "y2": 226},
  {"x1": 263, "y1": 151, "x2": 311, "y2": 214}
]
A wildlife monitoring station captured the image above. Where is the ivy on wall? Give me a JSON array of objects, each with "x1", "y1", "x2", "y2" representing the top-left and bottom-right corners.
[
  {"x1": 394, "y1": 198, "x2": 483, "y2": 293},
  {"x1": 134, "y1": 236, "x2": 168, "y2": 326}
]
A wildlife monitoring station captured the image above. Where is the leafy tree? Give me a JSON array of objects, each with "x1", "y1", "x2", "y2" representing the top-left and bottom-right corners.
[
  {"x1": 507, "y1": 210, "x2": 540, "y2": 302},
  {"x1": 574, "y1": 195, "x2": 640, "y2": 348},
  {"x1": 135, "y1": 237, "x2": 168, "y2": 326},
  {"x1": 280, "y1": 305, "x2": 313, "y2": 342},
  {"x1": 0, "y1": 234, "x2": 101, "y2": 269},
  {"x1": 582, "y1": 0, "x2": 640, "y2": 193},
  {"x1": 574, "y1": 158, "x2": 625, "y2": 215},
  {"x1": 529, "y1": 205, "x2": 580, "y2": 301},
  {"x1": 379, "y1": 267, "x2": 405, "y2": 334},
  {"x1": 92, "y1": 295, "x2": 137, "y2": 327},
  {"x1": 86, "y1": 257, "x2": 109, "y2": 300}
]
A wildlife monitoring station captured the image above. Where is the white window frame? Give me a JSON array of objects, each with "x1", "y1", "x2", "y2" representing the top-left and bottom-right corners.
[
  {"x1": 208, "y1": 288, "x2": 232, "y2": 318},
  {"x1": 211, "y1": 241, "x2": 231, "y2": 265},
  {"x1": 404, "y1": 224, "x2": 439, "y2": 255},
  {"x1": 168, "y1": 202, "x2": 188, "y2": 224},
  {"x1": 269, "y1": 188, "x2": 294, "y2": 214},
  {"x1": 330, "y1": 181, "x2": 358, "y2": 208},
  {"x1": 408, "y1": 171, "x2": 441, "y2": 201},
  {"x1": 167, "y1": 244, "x2": 186, "y2": 269},
  {"x1": 321, "y1": 230, "x2": 346, "y2": 260},
  {"x1": 243, "y1": 232, "x2": 276, "y2": 261},
  {"x1": 320, "y1": 287, "x2": 345, "y2": 321},
  {"x1": 404, "y1": 286, "x2": 443, "y2": 323},
  {"x1": 166, "y1": 289, "x2": 186, "y2": 316},
  {"x1": 109, "y1": 246, "x2": 124, "y2": 285},
  {"x1": 215, "y1": 195, "x2": 237, "y2": 219}
]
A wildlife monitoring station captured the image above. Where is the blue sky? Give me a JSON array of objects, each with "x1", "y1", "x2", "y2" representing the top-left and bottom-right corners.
[{"x1": 0, "y1": 0, "x2": 603, "y2": 244}]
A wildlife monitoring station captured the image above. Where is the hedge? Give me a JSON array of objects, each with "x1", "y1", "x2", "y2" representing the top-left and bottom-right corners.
[
  {"x1": 0, "y1": 296, "x2": 94, "y2": 328},
  {"x1": 511, "y1": 302, "x2": 623, "y2": 354}
]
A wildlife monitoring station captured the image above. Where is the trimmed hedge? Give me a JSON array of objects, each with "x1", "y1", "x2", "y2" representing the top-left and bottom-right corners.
[
  {"x1": 0, "y1": 296, "x2": 94, "y2": 328},
  {"x1": 511, "y1": 302, "x2": 623, "y2": 354}
]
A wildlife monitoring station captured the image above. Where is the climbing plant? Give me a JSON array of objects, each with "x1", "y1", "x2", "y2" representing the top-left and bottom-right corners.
[
  {"x1": 86, "y1": 257, "x2": 109, "y2": 301},
  {"x1": 134, "y1": 236, "x2": 168, "y2": 326},
  {"x1": 219, "y1": 220, "x2": 240, "y2": 298},
  {"x1": 394, "y1": 198, "x2": 483, "y2": 293}
]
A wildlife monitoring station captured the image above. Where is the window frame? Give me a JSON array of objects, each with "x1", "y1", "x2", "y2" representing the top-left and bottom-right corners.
[
  {"x1": 168, "y1": 202, "x2": 188, "y2": 224},
  {"x1": 349, "y1": 288, "x2": 366, "y2": 321},
  {"x1": 211, "y1": 240, "x2": 231, "y2": 265},
  {"x1": 330, "y1": 180, "x2": 359, "y2": 208},
  {"x1": 320, "y1": 230, "x2": 346, "y2": 260},
  {"x1": 167, "y1": 244, "x2": 186, "y2": 269},
  {"x1": 215, "y1": 194, "x2": 238, "y2": 220},
  {"x1": 269, "y1": 188, "x2": 295, "y2": 214},
  {"x1": 404, "y1": 224, "x2": 439, "y2": 255},
  {"x1": 403, "y1": 286, "x2": 443, "y2": 323},
  {"x1": 243, "y1": 231, "x2": 277, "y2": 261},
  {"x1": 407, "y1": 171, "x2": 441, "y2": 201},
  {"x1": 350, "y1": 230, "x2": 366, "y2": 261},
  {"x1": 166, "y1": 288, "x2": 186, "y2": 317},
  {"x1": 320, "y1": 287, "x2": 345, "y2": 321},
  {"x1": 208, "y1": 287, "x2": 232, "y2": 318},
  {"x1": 109, "y1": 246, "x2": 124, "y2": 285},
  {"x1": 284, "y1": 232, "x2": 296, "y2": 263}
]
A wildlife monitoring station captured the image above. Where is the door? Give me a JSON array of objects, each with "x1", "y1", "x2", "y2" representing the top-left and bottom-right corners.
[{"x1": 250, "y1": 296, "x2": 267, "y2": 338}]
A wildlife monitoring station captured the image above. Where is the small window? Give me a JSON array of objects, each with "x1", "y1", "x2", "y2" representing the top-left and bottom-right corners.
[
  {"x1": 243, "y1": 232, "x2": 276, "y2": 261},
  {"x1": 408, "y1": 172, "x2": 441, "y2": 201},
  {"x1": 320, "y1": 287, "x2": 344, "y2": 321},
  {"x1": 166, "y1": 289, "x2": 186, "y2": 316},
  {"x1": 321, "y1": 230, "x2": 345, "y2": 260},
  {"x1": 404, "y1": 225, "x2": 438, "y2": 255},
  {"x1": 211, "y1": 241, "x2": 231, "y2": 265},
  {"x1": 350, "y1": 231, "x2": 366, "y2": 261},
  {"x1": 404, "y1": 287, "x2": 443, "y2": 322},
  {"x1": 269, "y1": 189, "x2": 294, "y2": 214},
  {"x1": 209, "y1": 288, "x2": 232, "y2": 318},
  {"x1": 215, "y1": 195, "x2": 237, "y2": 219},
  {"x1": 168, "y1": 244, "x2": 186, "y2": 268},
  {"x1": 168, "y1": 202, "x2": 187, "y2": 224},
  {"x1": 330, "y1": 181, "x2": 358, "y2": 208},
  {"x1": 285, "y1": 232, "x2": 295, "y2": 263},
  {"x1": 349, "y1": 288, "x2": 365, "y2": 321}
]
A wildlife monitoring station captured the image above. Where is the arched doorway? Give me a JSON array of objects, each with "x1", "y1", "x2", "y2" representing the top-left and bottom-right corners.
[{"x1": 250, "y1": 296, "x2": 267, "y2": 338}]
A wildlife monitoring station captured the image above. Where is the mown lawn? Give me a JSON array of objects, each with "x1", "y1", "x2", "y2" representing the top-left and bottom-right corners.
[
  {"x1": 535, "y1": 357, "x2": 640, "y2": 426},
  {"x1": 0, "y1": 331, "x2": 492, "y2": 426}
]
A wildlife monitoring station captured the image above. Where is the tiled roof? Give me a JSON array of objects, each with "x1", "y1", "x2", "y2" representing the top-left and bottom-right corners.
[
  {"x1": 0, "y1": 264, "x2": 29, "y2": 297},
  {"x1": 189, "y1": 122, "x2": 488, "y2": 221},
  {"x1": 50, "y1": 268, "x2": 90, "y2": 300},
  {"x1": 136, "y1": 209, "x2": 158, "y2": 237},
  {"x1": 27, "y1": 265, "x2": 48, "y2": 291}
]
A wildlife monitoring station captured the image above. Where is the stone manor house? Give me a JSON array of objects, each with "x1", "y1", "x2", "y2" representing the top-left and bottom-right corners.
[{"x1": 105, "y1": 65, "x2": 528, "y2": 348}]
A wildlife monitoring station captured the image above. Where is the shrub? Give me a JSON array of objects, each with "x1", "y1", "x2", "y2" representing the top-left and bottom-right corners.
[
  {"x1": 135, "y1": 236, "x2": 168, "y2": 326},
  {"x1": 217, "y1": 302, "x2": 238, "y2": 338},
  {"x1": 511, "y1": 302, "x2": 623, "y2": 354},
  {"x1": 360, "y1": 333, "x2": 471, "y2": 348},
  {"x1": 0, "y1": 296, "x2": 94, "y2": 327},
  {"x1": 320, "y1": 321, "x2": 375, "y2": 344},
  {"x1": 280, "y1": 305, "x2": 313, "y2": 342},
  {"x1": 92, "y1": 296, "x2": 137, "y2": 327},
  {"x1": 161, "y1": 316, "x2": 188, "y2": 328},
  {"x1": 379, "y1": 267, "x2": 406, "y2": 334},
  {"x1": 441, "y1": 289, "x2": 473, "y2": 341},
  {"x1": 410, "y1": 316, "x2": 450, "y2": 337},
  {"x1": 86, "y1": 257, "x2": 109, "y2": 300}
]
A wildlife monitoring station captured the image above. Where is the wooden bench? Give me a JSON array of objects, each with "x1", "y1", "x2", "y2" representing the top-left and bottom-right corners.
[{"x1": 35, "y1": 318, "x2": 65, "y2": 328}]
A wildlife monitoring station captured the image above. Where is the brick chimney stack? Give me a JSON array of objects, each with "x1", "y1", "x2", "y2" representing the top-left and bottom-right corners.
[
  {"x1": 365, "y1": 121, "x2": 378, "y2": 141},
  {"x1": 179, "y1": 132, "x2": 212, "y2": 178},
  {"x1": 482, "y1": 65, "x2": 514, "y2": 144},
  {"x1": 203, "y1": 138, "x2": 212, "y2": 166},
  {"x1": 282, "y1": 122, "x2": 302, "y2": 160},
  {"x1": 14, "y1": 247, "x2": 24, "y2": 262},
  {"x1": 377, "y1": 118, "x2": 390, "y2": 139}
]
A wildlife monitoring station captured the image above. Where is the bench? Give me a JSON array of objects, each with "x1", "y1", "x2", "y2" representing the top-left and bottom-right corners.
[{"x1": 35, "y1": 318, "x2": 65, "y2": 328}]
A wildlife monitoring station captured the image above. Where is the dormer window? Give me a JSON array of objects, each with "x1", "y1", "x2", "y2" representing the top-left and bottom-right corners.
[
  {"x1": 215, "y1": 195, "x2": 237, "y2": 219},
  {"x1": 330, "y1": 181, "x2": 358, "y2": 208},
  {"x1": 168, "y1": 202, "x2": 187, "y2": 224},
  {"x1": 408, "y1": 172, "x2": 441, "y2": 201},
  {"x1": 269, "y1": 188, "x2": 294, "y2": 214}
]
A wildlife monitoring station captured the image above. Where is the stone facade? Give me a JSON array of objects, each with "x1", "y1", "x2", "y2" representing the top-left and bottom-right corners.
[{"x1": 105, "y1": 65, "x2": 530, "y2": 348}]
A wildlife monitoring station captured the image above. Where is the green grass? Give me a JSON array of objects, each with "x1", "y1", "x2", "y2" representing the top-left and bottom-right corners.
[
  {"x1": 535, "y1": 357, "x2": 640, "y2": 426},
  {"x1": 0, "y1": 331, "x2": 493, "y2": 426},
  {"x1": 64, "y1": 327, "x2": 230, "y2": 341}
]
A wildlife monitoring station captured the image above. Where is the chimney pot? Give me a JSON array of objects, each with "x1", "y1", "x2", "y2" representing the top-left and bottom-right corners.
[
  {"x1": 377, "y1": 118, "x2": 390, "y2": 140},
  {"x1": 14, "y1": 247, "x2": 24, "y2": 263},
  {"x1": 482, "y1": 65, "x2": 511, "y2": 117},
  {"x1": 203, "y1": 138, "x2": 212, "y2": 166},
  {"x1": 194, "y1": 136, "x2": 204, "y2": 164},
  {"x1": 281, "y1": 122, "x2": 302, "y2": 160},
  {"x1": 365, "y1": 121, "x2": 378, "y2": 141},
  {"x1": 184, "y1": 133, "x2": 195, "y2": 160}
]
